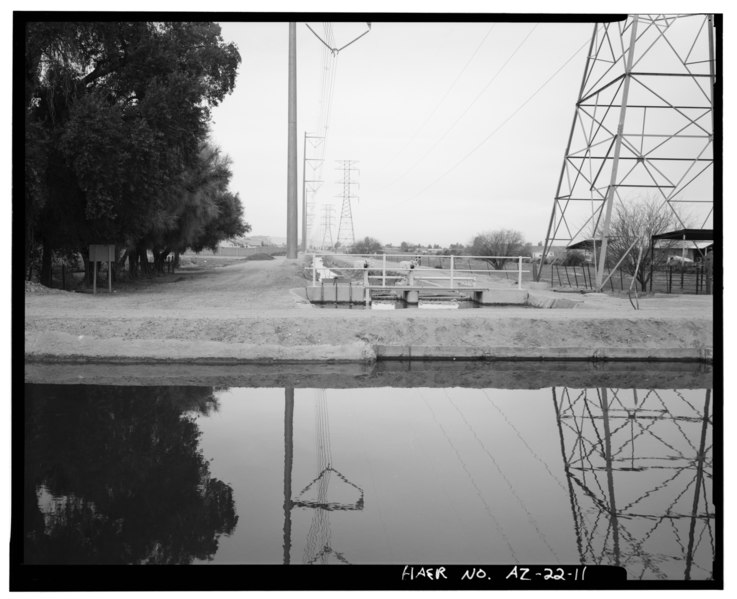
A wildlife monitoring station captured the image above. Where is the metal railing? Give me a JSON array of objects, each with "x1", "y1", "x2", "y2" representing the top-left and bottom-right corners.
[{"x1": 307, "y1": 253, "x2": 530, "y2": 290}]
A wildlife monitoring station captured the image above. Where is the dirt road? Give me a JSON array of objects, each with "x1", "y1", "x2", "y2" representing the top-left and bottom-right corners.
[{"x1": 24, "y1": 256, "x2": 714, "y2": 366}]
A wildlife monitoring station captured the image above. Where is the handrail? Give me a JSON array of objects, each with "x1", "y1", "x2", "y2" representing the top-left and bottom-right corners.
[{"x1": 308, "y1": 253, "x2": 529, "y2": 290}]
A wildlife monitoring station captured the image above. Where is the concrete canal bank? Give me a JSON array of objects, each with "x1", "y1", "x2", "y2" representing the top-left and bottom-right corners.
[{"x1": 24, "y1": 257, "x2": 715, "y2": 369}]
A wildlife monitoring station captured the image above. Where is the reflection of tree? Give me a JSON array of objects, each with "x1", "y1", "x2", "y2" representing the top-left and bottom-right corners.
[{"x1": 24, "y1": 384, "x2": 237, "y2": 564}]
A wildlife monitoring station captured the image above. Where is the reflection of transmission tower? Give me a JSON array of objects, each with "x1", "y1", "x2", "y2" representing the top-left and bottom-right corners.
[
  {"x1": 335, "y1": 160, "x2": 359, "y2": 249},
  {"x1": 553, "y1": 386, "x2": 714, "y2": 580},
  {"x1": 297, "y1": 390, "x2": 363, "y2": 565},
  {"x1": 320, "y1": 205, "x2": 335, "y2": 250},
  {"x1": 303, "y1": 134, "x2": 325, "y2": 251},
  {"x1": 279, "y1": 390, "x2": 363, "y2": 566},
  {"x1": 539, "y1": 15, "x2": 717, "y2": 288}
]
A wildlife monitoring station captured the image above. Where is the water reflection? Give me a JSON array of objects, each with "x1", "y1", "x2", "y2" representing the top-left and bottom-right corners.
[
  {"x1": 284, "y1": 389, "x2": 366, "y2": 565},
  {"x1": 23, "y1": 382, "x2": 714, "y2": 580},
  {"x1": 553, "y1": 387, "x2": 713, "y2": 581},
  {"x1": 24, "y1": 385, "x2": 238, "y2": 564}
]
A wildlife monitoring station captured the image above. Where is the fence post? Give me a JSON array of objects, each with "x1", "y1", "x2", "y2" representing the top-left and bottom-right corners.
[
  {"x1": 450, "y1": 255, "x2": 455, "y2": 289},
  {"x1": 382, "y1": 254, "x2": 387, "y2": 287},
  {"x1": 518, "y1": 256, "x2": 522, "y2": 289},
  {"x1": 312, "y1": 254, "x2": 316, "y2": 286}
]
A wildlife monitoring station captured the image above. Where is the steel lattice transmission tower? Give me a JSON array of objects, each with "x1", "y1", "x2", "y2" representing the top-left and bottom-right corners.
[
  {"x1": 302, "y1": 133, "x2": 325, "y2": 250},
  {"x1": 320, "y1": 205, "x2": 335, "y2": 250},
  {"x1": 539, "y1": 14, "x2": 716, "y2": 288},
  {"x1": 335, "y1": 160, "x2": 359, "y2": 249}
]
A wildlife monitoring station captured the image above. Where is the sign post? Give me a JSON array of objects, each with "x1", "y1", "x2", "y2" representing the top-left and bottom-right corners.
[{"x1": 89, "y1": 244, "x2": 116, "y2": 294}]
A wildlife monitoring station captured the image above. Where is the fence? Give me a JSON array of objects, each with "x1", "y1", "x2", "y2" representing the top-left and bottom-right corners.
[
  {"x1": 309, "y1": 253, "x2": 530, "y2": 290},
  {"x1": 535, "y1": 263, "x2": 713, "y2": 294}
]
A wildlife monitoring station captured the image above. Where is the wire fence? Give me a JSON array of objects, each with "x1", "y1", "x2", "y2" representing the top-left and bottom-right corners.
[{"x1": 534, "y1": 263, "x2": 714, "y2": 294}]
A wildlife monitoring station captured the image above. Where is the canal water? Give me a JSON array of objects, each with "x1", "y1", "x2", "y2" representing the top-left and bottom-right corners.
[{"x1": 22, "y1": 369, "x2": 715, "y2": 582}]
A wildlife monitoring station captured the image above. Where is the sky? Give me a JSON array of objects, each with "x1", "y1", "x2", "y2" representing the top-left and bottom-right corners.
[
  {"x1": 3, "y1": 4, "x2": 734, "y2": 596},
  {"x1": 208, "y1": 19, "x2": 596, "y2": 247}
]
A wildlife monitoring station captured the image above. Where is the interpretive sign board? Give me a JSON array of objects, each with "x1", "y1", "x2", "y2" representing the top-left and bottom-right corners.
[{"x1": 89, "y1": 244, "x2": 115, "y2": 294}]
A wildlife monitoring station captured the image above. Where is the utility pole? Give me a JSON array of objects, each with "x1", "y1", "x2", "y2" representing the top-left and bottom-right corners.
[
  {"x1": 286, "y1": 22, "x2": 298, "y2": 259},
  {"x1": 301, "y1": 132, "x2": 307, "y2": 253},
  {"x1": 302, "y1": 133, "x2": 325, "y2": 251}
]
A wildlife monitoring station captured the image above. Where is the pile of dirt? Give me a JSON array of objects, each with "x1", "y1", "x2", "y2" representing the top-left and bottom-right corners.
[
  {"x1": 25, "y1": 281, "x2": 70, "y2": 295},
  {"x1": 245, "y1": 253, "x2": 275, "y2": 261}
]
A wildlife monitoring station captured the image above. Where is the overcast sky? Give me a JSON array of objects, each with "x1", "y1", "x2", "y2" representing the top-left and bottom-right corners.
[{"x1": 208, "y1": 19, "x2": 596, "y2": 247}]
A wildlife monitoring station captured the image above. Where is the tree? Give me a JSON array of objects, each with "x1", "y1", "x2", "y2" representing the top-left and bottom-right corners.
[
  {"x1": 470, "y1": 229, "x2": 525, "y2": 268},
  {"x1": 24, "y1": 21, "x2": 241, "y2": 285},
  {"x1": 561, "y1": 250, "x2": 587, "y2": 267},
  {"x1": 350, "y1": 236, "x2": 383, "y2": 254},
  {"x1": 448, "y1": 243, "x2": 466, "y2": 256},
  {"x1": 150, "y1": 142, "x2": 249, "y2": 273},
  {"x1": 598, "y1": 197, "x2": 684, "y2": 291}
]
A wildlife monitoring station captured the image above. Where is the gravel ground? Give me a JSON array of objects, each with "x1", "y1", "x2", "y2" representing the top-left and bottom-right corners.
[{"x1": 24, "y1": 256, "x2": 714, "y2": 367}]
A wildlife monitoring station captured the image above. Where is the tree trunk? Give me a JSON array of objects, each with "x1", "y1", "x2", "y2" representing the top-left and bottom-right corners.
[
  {"x1": 153, "y1": 249, "x2": 170, "y2": 275},
  {"x1": 138, "y1": 246, "x2": 151, "y2": 276},
  {"x1": 128, "y1": 249, "x2": 138, "y2": 279},
  {"x1": 81, "y1": 252, "x2": 92, "y2": 287},
  {"x1": 40, "y1": 237, "x2": 52, "y2": 287}
]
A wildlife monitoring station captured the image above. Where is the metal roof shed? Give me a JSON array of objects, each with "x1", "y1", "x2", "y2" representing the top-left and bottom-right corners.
[
  {"x1": 648, "y1": 229, "x2": 715, "y2": 292},
  {"x1": 651, "y1": 229, "x2": 714, "y2": 242}
]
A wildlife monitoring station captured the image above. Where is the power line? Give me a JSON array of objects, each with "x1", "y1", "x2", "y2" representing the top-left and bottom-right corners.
[
  {"x1": 480, "y1": 389, "x2": 568, "y2": 493},
  {"x1": 385, "y1": 24, "x2": 497, "y2": 166},
  {"x1": 446, "y1": 390, "x2": 561, "y2": 560},
  {"x1": 410, "y1": 35, "x2": 590, "y2": 201},
  {"x1": 418, "y1": 389, "x2": 519, "y2": 560},
  {"x1": 305, "y1": 22, "x2": 371, "y2": 55},
  {"x1": 383, "y1": 24, "x2": 538, "y2": 191}
]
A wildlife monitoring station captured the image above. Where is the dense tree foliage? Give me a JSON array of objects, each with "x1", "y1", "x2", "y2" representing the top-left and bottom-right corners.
[{"x1": 24, "y1": 20, "x2": 247, "y2": 285}]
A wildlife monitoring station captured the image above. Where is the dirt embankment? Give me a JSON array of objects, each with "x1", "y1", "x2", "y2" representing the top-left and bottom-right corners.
[{"x1": 24, "y1": 257, "x2": 714, "y2": 365}]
